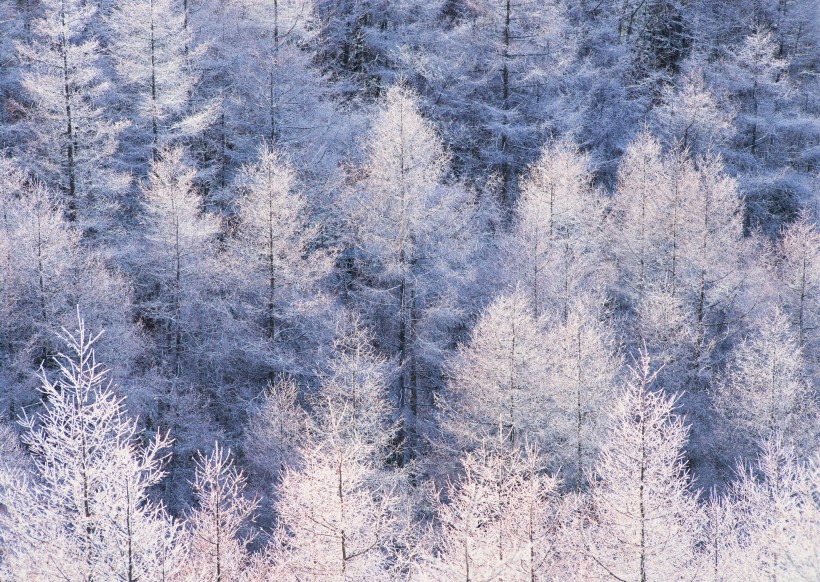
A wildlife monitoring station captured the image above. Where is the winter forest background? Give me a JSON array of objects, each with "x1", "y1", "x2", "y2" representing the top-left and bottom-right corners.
[{"x1": 0, "y1": 0, "x2": 818, "y2": 579}]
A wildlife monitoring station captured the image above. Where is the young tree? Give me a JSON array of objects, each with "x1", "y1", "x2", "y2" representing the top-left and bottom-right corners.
[
  {"x1": 342, "y1": 85, "x2": 478, "y2": 463},
  {"x1": 137, "y1": 146, "x2": 220, "y2": 376},
  {"x1": 443, "y1": 288, "x2": 551, "y2": 451},
  {"x1": 0, "y1": 315, "x2": 181, "y2": 582},
  {"x1": 583, "y1": 355, "x2": 701, "y2": 581},
  {"x1": 502, "y1": 139, "x2": 610, "y2": 320},
  {"x1": 416, "y1": 441, "x2": 559, "y2": 581},
  {"x1": 243, "y1": 376, "x2": 308, "y2": 485},
  {"x1": 713, "y1": 309, "x2": 816, "y2": 457},
  {"x1": 313, "y1": 314, "x2": 395, "y2": 455},
  {"x1": 227, "y1": 143, "x2": 333, "y2": 369},
  {"x1": 271, "y1": 416, "x2": 407, "y2": 581},
  {"x1": 778, "y1": 213, "x2": 820, "y2": 354},
  {"x1": 729, "y1": 435, "x2": 820, "y2": 581},
  {"x1": 16, "y1": 0, "x2": 127, "y2": 226},
  {"x1": 544, "y1": 299, "x2": 620, "y2": 486},
  {"x1": 183, "y1": 443, "x2": 258, "y2": 582}
]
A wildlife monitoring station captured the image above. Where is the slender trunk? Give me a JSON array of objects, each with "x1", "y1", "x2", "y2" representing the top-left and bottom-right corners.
[
  {"x1": 500, "y1": 0, "x2": 512, "y2": 210},
  {"x1": 150, "y1": 0, "x2": 159, "y2": 159},
  {"x1": 638, "y1": 385, "x2": 647, "y2": 582},
  {"x1": 59, "y1": 0, "x2": 77, "y2": 221},
  {"x1": 337, "y1": 454, "x2": 348, "y2": 578}
]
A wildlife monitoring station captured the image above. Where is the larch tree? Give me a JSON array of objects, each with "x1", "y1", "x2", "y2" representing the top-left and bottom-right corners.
[
  {"x1": 417, "y1": 441, "x2": 559, "y2": 581},
  {"x1": 227, "y1": 143, "x2": 333, "y2": 375},
  {"x1": 730, "y1": 435, "x2": 820, "y2": 581},
  {"x1": 183, "y1": 443, "x2": 258, "y2": 582},
  {"x1": 0, "y1": 315, "x2": 182, "y2": 582},
  {"x1": 342, "y1": 85, "x2": 478, "y2": 464},
  {"x1": 16, "y1": 0, "x2": 128, "y2": 227},
  {"x1": 713, "y1": 309, "x2": 816, "y2": 457},
  {"x1": 778, "y1": 212, "x2": 820, "y2": 355},
  {"x1": 502, "y1": 139, "x2": 610, "y2": 321},
  {"x1": 544, "y1": 299, "x2": 620, "y2": 487},
  {"x1": 271, "y1": 412, "x2": 407, "y2": 581},
  {"x1": 443, "y1": 288, "x2": 551, "y2": 452},
  {"x1": 138, "y1": 146, "x2": 220, "y2": 377},
  {"x1": 106, "y1": 0, "x2": 215, "y2": 163},
  {"x1": 583, "y1": 355, "x2": 702, "y2": 581}
]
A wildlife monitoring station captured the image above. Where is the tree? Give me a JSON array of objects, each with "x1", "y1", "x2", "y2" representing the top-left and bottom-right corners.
[
  {"x1": 443, "y1": 288, "x2": 551, "y2": 451},
  {"x1": 106, "y1": 0, "x2": 215, "y2": 163},
  {"x1": 544, "y1": 299, "x2": 620, "y2": 486},
  {"x1": 272, "y1": 416, "x2": 407, "y2": 581},
  {"x1": 0, "y1": 314, "x2": 181, "y2": 581},
  {"x1": 0, "y1": 170, "x2": 137, "y2": 391},
  {"x1": 583, "y1": 355, "x2": 701, "y2": 581},
  {"x1": 713, "y1": 309, "x2": 816, "y2": 457},
  {"x1": 313, "y1": 314, "x2": 395, "y2": 455},
  {"x1": 183, "y1": 443, "x2": 258, "y2": 582},
  {"x1": 342, "y1": 85, "x2": 478, "y2": 463},
  {"x1": 137, "y1": 146, "x2": 220, "y2": 376},
  {"x1": 416, "y1": 441, "x2": 559, "y2": 581},
  {"x1": 501, "y1": 139, "x2": 610, "y2": 320},
  {"x1": 16, "y1": 0, "x2": 128, "y2": 226},
  {"x1": 777, "y1": 213, "x2": 820, "y2": 354},
  {"x1": 730, "y1": 435, "x2": 820, "y2": 581},
  {"x1": 227, "y1": 143, "x2": 333, "y2": 372},
  {"x1": 243, "y1": 376, "x2": 308, "y2": 485}
]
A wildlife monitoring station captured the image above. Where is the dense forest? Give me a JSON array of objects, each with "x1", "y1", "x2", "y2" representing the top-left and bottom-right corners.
[{"x1": 0, "y1": 0, "x2": 818, "y2": 579}]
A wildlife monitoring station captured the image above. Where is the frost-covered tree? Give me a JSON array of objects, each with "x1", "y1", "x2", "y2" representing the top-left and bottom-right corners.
[
  {"x1": 416, "y1": 441, "x2": 559, "y2": 581},
  {"x1": 730, "y1": 435, "x2": 820, "y2": 581},
  {"x1": 0, "y1": 170, "x2": 137, "y2": 389},
  {"x1": 106, "y1": 0, "x2": 215, "y2": 163},
  {"x1": 137, "y1": 147, "x2": 219, "y2": 376},
  {"x1": 713, "y1": 309, "x2": 816, "y2": 456},
  {"x1": 0, "y1": 316, "x2": 181, "y2": 582},
  {"x1": 545, "y1": 299, "x2": 620, "y2": 486},
  {"x1": 778, "y1": 213, "x2": 820, "y2": 354},
  {"x1": 243, "y1": 376, "x2": 308, "y2": 485},
  {"x1": 502, "y1": 139, "x2": 609, "y2": 320},
  {"x1": 444, "y1": 289, "x2": 550, "y2": 451},
  {"x1": 228, "y1": 144, "x2": 332, "y2": 368},
  {"x1": 16, "y1": 0, "x2": 127, "y2": 226},
  {"x1": 342, "y1": 85, "x2": 478, "y2": 462},
  {"x1": 183, "y1": 444, "x2": 258, "y2": 582},
  {"x1": 583, "y1": 356, "x2": 701, "y2": 581},
  {"x1": 272, "y1": 416, "x2": 407, "y2": 581},
  {"x1": 313, "y1": 315, "x2": 394, "y2": 455}
]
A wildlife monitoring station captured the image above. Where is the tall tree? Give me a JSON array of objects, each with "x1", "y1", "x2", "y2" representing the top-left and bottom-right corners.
[
  {"x1": 583, "y1": 355, "x2": 701, "y2": 581},
  {"x1": 137, "y1": 147, "x2": 219, "y2": 377},
  {"x1": 16, "y1": 0, "x2": 127, "y2": 226},
  {"x1": 342, "y1": 85, "x2": 478, "y2": 463}
]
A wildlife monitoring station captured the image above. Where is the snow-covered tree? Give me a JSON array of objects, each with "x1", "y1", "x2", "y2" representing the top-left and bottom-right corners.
[
  {"x1": 713, "y1": 309, "x2": 816, "y2": 456},
  {"x1": 106, "y1": 0, "x2": 215, "y2": 162},
  {"x1": 137, "y1": 146, "x2": 219, "y2": 376},
  {"x1": 583, "y1": 355, "x2": 701, "y2": 581},
  {"x1": 313, "y1": 314, "x2": 394, "y2": 455},
  {"x1": 545, "y1": 299, "x2": 620, "y2": 486},
  {"x1": 243, "y1": 376, "x2": 308, "y2": 485},
  {"x1": 778, "y1": 213, "x2": 820, "y2": 353},
  {"x1": 730, "y1": 435, "x2": 820, "y2": 581},
  {"x1": 272, "y1": 416, "x2": 407, "y2": 580},
  {"x1": 342, "y1": 85, "x2": 478, "y2": 462},
  {"x1": 502, "y1": 139, "x2": 610, "y2": 320},
  {"x1": 417, "y1": 441, "x2": 559, "y2": 581},
  {"x1": 183, "y1": 443, "x2": 258, "y2": 582},
  {"x1": 228, "y1": 144, "x2": 332, "y2": 362},
  {"x1": 444, "y1": 288, "x2": 551, "y2": 451},
  {"x1": 0, "y1": 315, "x2": 181, "y2": 581},
  {"x1": 16, "y1": 0, "x2": 127, "y2": 226}
]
